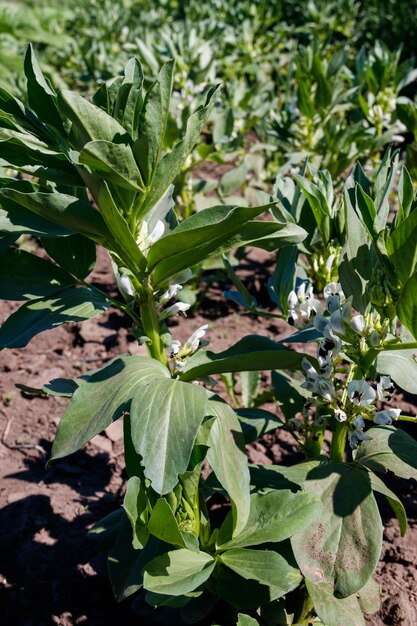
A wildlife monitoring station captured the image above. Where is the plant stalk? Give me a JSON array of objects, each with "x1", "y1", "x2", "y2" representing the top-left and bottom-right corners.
[
  {"x1": 330, "y1": 420, "x2": 347, "y2": 462},
  {"x1": 139, "y1": 288, "x2": 168, "y2": 366}
]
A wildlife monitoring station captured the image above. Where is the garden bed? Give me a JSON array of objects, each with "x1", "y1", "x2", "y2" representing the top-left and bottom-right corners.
[{"x1": 1, "y1": 248, "x2": 416, "y2": 626}]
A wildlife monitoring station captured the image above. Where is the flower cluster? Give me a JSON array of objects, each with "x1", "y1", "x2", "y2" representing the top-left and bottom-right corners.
[
  {"x1": 287, "y1": 282, "x2": 323, "y2": 327},
  {"x1": 298, "y1": 282, "x2": 399, "y2": 448},
  {"x1": 114, "y1": 186, "x2": 192, "y2": 321},
  {"x1": 169, "y1": 325, "x2": 209, "y2": 373}
]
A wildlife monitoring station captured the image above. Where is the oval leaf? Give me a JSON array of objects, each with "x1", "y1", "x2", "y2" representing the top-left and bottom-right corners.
[
  {"x1": 291, "y1": 464, "x2": 383, "y2": 598},
  {"x1": 179, "y1": 335, "x2": 310, "y2": 382},
  {"x1": 0, "y1": 286, "x2": 110, "y2": 349},
  {"x1": 130, "y1": 377, "x2": 208, "y2": 495},
  {"x1": 143, "y1": 549, "x2": 215, "y2": 596},
  {"x1": 0, "y1": 248, "x2": 75, "y2": 300},
  {"x1": 50, "y1": 356, "x2": 167, "y2": 461},
  {"x1": 207, "y1": 396, "x2": 251, "y2": 536}
]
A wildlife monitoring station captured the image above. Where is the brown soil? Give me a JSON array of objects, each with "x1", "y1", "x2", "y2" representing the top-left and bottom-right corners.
[{"x1": 0, "y1": 247, "x2": 416, "y2": 626}]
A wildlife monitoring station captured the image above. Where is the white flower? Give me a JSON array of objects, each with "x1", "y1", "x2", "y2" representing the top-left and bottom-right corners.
[
  {"x1": 302, "y1": 358, "x2": 318, "y2": 381},
  {"x1": 159, "y1": 302, "x2": 190, "y2": 320},
  {"x1": 323, "y1": 282, "x2": 344, "y2": 299},
  {"x1": 136, "y1": 185, "x2": 175, "y2": 255},
  {"x1": 376, "y1": 376, "x2": 393, "y2": 401},
  {"x1": 174, "y1": 358, "x2": 186, "y2": 372},
  {"x1": 315, "y1": 378, "x2": 336, "y2": 401},
  {"x1": 334, "y1": 408, "x2": 347, "y2": 422},
  {"x1": 318, "y1": 354, "x2": 332, "y2": 378},
  {"x1": 327, "y1": 295, "x2": 341, "y2": 313},
  {"x1": 159, "y1": 284, "x2": 182, "y2": 305},
  {"x1": 288, "y1": 309, "x2": 302, "y2": 328},
  {"x1": 373, "y1": 408, "x2": 401, "y2": 425},
  {"x1": 325, "y1": 253, "x2": 336, "y2": 272},
  {"x1": 324, "y1": 282, "x2": 344, "y2": 312},
  {"x1": 287, "y1": 290, "x2": 298, "y2": 310},
  {"x1": 183, "y1": 324, "x2": 209, "y2": 355},
  {"x1": 287, "y1": 283, "x2": 321, "y2": 325},
  {"x1": 347, "y1": 380, "x2": 376, "y2": 407},
  {"x1": 351, "y1": 314, "x2": 365, "y2": 335},
  {"x1": 299, "y1": 298, "x2": 324, "y2": 319},
  {"x1": 116, "y1": 273, "x2": 134, "y2": 297},
  {"x1": 169, "y1": 340, "x2": 181, "y2": 357},
  {"x1": 322, "y1": 324, "x2": 342, "y2": 357},
  {"x1": 348, "y1": 416, "x2": 372, "y2": 448}
]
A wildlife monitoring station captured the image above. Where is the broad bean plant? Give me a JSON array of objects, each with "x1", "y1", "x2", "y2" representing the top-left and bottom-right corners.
[{"x1": 1, "y1": 48, "x2": 417, "y2": 626}]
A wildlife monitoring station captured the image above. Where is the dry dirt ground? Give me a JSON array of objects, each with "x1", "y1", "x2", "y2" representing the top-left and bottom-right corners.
[{"x1": 0, "y1": 248, "x2": 416, "y2": 626}]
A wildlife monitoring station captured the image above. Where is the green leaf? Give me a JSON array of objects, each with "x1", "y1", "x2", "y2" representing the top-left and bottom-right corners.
[
  {"x1": 396, "y1": 166, "x2": 414, "y2": 226},
  {"x1": 0, "y1": 188, "x2": 111, "y2": 243},
  {"x1": 89, "y1": 508, "x2": 124, "y2": 552},
  {"x1": 215, "y1": 565, "x2": 289, "y2": 610},
  {"x1": 249, "y1": 463, "x2": 308, "y2": 494},
  {"x1": 50, "y1": 356, "x2": 166, "y2": 461},
  {"x1": 0, "y1": 287, "x2": 110, "y2": 349},
  {"x1": 237, "y1": 615, "x2": 259, "y2": 626},
  {"x1": 135, "y1": 85, "x2": 220, "y2": 218},
  {"x1": 374, "y1": 151, "x2": 398, "y2": 233},
  {"x1": 236, "y1": 407, "x2": 281, "y2": 444},
  {"x1": 386, "y1": 209, "x2": 417, "y2": 286},
  {"x1": 0, "y1": 199, "x2": 72, "y2": 238},
  {"x1": 94, "y1": 181, "x2": 146, "y2": 276},
  {"x1": 269, "y1": 245, "x2": 298, "y2": 315},
  {"x1": 179, "y1": 336, "x2": 309, "y2": 382},
  {"x1": 377, "y1": 348, "x2": 417, "y2": 393},
  {"x1": 217, "y1": 490, "x2": 320, "y2": 550},
  {"x1": 220, "y1": 548, "x2": 301, "y2": 598},
  {"x1": 397, "y1": 272, "x2": 417, "y2": 339},
  {"x1": 271, "y1": 370, "x2": 308, "y2": 421},
  {"x1": 58, "y1": 89, "x2": 128, "y2": 147},
  {"x1": 357, "y1": 577, "x2": 381, "y2": 615},
  {"x1": 148, "y1": 498, "x2": 188, "y2": 548},
  {"x1": 24, "y1": 44, "x2": 64, "y2": 134},
  {"x1": 130, "y1": 377, "x2": 208, "y2": 495},
  {"x1": 241, "y1": 371, "x2": 260, "y2": 407},
  {"x1": 123, "y1": 476, "x2": 149, "y2": 549},
  {"x1": 355, "y1": 425, "x2": 417, "y2": 481},
  {"x1": 369, "y1": 472, "x2": 407, "y2": 536},
  {"x1": 133, "y1": 60, "x2": 174, "y2": 185},
  {"x1": 305, "y1": 580, "x2": 365, "y2": 626},
  {"x1": 148, "y1": 203, "x2": 305, "y2": 287},
  {"x1": 108, "y1": 514, "x2": 167, "y2": 602},
  {"x1": 291, "y1": 464, "x2": 383, "y2": 598},
  {"x1": 0, "y1": 248, "x2": 75, "y2": 300},
  {"x1": 143, "y1": 549, "x2": 215, "y2": 596},
  {"x1": 0, "y1": 234, "x2": 17, "y2": 254},
  {"x1": 219, "y1": 163, "x2": 248, "y2": 196},
  {"x1": 207, "y1": 397, "x2": 250, "y2": 536},
  {"x1": 339, "y1": 176, "x2": 373, "y2": 313},
  {"x1": 79, "y1": 140, "x2": 145, "y2": 191},
  {"x1": 42, "y1": 234, "x2": 96, "y2": 279},
  {"x1": 356, "y1": 185, "x2": 376, "y2": 237},
  {"x1": 114, "y1": 57, "x2": 143, "y2": 135},
  {"x1": 293, "y1": 173, "x2": 330, "y2": 242}
]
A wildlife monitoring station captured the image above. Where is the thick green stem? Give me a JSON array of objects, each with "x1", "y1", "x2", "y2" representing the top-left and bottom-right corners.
[
  {"x1": 330, "y1": 420, "x2": 347, "y2": 463},
  {"x1": 139, "y1": 288, "x2": 168, "y2": 366},
  {"x1": 304, "y1": 422, "x2": 325, "y2": 458}
]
